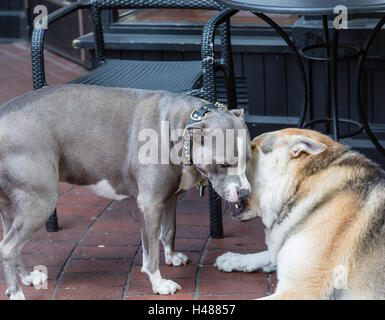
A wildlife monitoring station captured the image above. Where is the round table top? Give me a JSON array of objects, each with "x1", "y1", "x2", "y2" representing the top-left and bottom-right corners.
[{"x1": 216, "y1": 0, "x2": 385, "y2": 15}]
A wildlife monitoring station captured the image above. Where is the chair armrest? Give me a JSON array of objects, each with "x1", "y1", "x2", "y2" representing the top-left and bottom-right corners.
[
  {"x1": 31, "y1": 1, "x2": 89, "y2": 89},
  {"x1": 200, "y1": 8, "x2": 238, "y2": 105}
]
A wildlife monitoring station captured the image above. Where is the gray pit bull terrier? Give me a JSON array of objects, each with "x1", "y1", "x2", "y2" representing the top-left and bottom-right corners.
[{"x1": 0, "y1": 84, "x2": 251, "y2": 299}]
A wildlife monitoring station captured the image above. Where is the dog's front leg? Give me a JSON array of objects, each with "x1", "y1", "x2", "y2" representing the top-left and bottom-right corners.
[
  {"x1": 160, "y1": 196, "x2": 190, "y2": 267},
  {"x1": 215, "y1": 250, "x2": 276, "y2": 273},
  {"x1": 137, "y1": 198, "x2": 182, "y2": 295}
]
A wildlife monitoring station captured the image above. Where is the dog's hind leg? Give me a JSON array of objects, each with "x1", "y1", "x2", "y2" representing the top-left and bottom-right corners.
[
  {"x1": 0, "y1": 207, "x2": 14, "y2": 235},
  {"x1": 0, "y1": 206, "x2": 41, "y2": 287},
  {"x1": 160, "y1": 196, "x2": 190, "y2": 267},
  {"x1": 0, "y1": 187, "x2": 57, "y2": 300},
  {"x1": 0, "y1": 206, "x2": 22, "y2": 299}
]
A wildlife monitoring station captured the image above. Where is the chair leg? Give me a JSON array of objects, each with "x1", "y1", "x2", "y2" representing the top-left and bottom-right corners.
[
  {"x1": 45, "y1": 209, "x2": 59, "y2": 232},
  {"x1": 208, "y1": 183, "x2": 223, "y2": 239},
  {"x1": 221, "y1": 20, "x2": 237, "y2": 110}
]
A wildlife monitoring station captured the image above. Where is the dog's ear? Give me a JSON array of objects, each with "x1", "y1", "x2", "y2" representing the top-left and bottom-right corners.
[
  {"x1": 186, "y1": 122, "x2": 206, "y2": 136},
  {"x1": 229, "y1": 109, "x2": 244, "y2": 119},
  {"x1": 185, "y1": 122, "x2": 208, "y2": 146},
  {"x1": 289, "y1": 135, "x2": 327, "y2": 158}
]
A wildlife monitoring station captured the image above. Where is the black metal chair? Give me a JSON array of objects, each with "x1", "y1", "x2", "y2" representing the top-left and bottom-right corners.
[{"x1": 31, "y1": 0, "x2": 239, "y2": 238}]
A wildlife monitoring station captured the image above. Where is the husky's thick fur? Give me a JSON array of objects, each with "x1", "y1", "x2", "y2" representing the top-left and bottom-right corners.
[{"x1": 216, "y1": 128, "x2": 385, "y2": 299}]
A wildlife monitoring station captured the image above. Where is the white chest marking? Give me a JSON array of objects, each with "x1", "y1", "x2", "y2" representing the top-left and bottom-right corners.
[{"x1": 87, "y1": 179, "x2": 128, "y2": 201}]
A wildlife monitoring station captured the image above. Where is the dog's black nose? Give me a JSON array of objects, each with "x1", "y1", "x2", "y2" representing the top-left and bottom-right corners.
[{"x1": 236, "y1": 188, "x2": 250, "y2": 200}]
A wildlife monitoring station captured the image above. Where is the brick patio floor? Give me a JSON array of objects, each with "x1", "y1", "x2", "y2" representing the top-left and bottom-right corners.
[{"x1": 0, "y1": 42, "x2": 275, "y2": 300}]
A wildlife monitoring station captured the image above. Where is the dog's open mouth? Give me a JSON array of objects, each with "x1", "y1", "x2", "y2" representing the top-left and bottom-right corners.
[{"x1": 231, "y1": 200, "x2": 247, "y2": 221}]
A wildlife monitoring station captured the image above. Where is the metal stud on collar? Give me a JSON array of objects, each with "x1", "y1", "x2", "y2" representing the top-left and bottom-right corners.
[
  {"x1": 183, "y1": 134, "x2": 192, "y2": 163},
  {"x1": 214, "y1": 101, "x2": 228, "y2": 110}
]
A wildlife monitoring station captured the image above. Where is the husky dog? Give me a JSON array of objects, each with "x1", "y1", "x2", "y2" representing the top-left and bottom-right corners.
[{"x1": 216, "y1": 128, "x2": 385, "y2": 299}]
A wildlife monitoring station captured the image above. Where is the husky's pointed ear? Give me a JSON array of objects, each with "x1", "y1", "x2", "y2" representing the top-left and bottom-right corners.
[
  {"x1": 290, "y1": 135, "x2": 327, "y2": 158},
  {"x1": 229, "y1": 109, "x2": 244, "y2": 119}
]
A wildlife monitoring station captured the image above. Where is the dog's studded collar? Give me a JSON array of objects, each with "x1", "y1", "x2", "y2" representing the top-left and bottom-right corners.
[
  {"x1": 183, "y1": 102, "x2": 228, "y2": 165},
  {"x1": 188, "y1": 102, "x2": 228, "y2": 124}
]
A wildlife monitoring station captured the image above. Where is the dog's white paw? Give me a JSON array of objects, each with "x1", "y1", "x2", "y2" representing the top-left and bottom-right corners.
[
  {"x1": 261, "y1": 264, "x2": 277, "y2": 273},
  {"x1": 6, "y1": 288, "x2": 25, "y2": 300},
  {"x1": 152, "y1": 279, "x2": 182, "y2": 295},
  {"x1": 21, "y1": 270, "x2": 48, "y2": 286},
  {"x1": 214, "y1": 252, "x2": 244, "y2": 272},
  {"x1": 167, "y1": 252, "x2": 190, "y2": 267},
  {"x1": 215, "y1": 252, "x2": 273, "y2": 273}
]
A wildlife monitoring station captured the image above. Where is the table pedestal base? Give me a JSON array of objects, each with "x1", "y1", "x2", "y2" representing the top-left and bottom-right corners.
[{"x1": 251, "y1": 12, "x2": 385, "y2": 156}]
